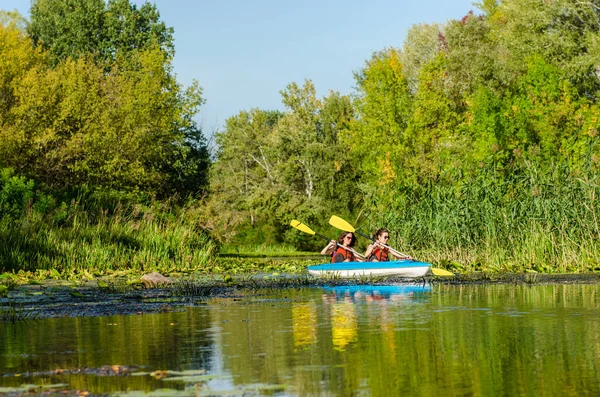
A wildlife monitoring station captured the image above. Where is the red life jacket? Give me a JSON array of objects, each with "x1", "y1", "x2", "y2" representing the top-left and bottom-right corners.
[
  {"x1": 331, "y1": 246, "x2": 355, "y2": 263},
  {"x1": 370, "y1": 246, "x2": 389, "y2": 262}
]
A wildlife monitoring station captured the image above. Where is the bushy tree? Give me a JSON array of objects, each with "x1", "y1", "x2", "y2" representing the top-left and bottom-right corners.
[
  {"x1": 346, "y1": 48, "x2": 412, "y2": 182},
  {"x1": 28, "y1": 0, "x2": 174, "y2": 67},
  {"x1": 205, "y1": 81, "x2": 357, "y2": 245},
  {"x1": 0, "y1": 22, "x2": 208, "y2": 197}
]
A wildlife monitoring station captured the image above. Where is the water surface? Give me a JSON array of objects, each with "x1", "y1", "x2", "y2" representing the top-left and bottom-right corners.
[{"x1": 1, "y1": 283, "x2": 599, "y2": 396}]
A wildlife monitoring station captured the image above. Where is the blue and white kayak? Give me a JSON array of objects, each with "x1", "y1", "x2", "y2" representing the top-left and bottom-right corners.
[{"x1": 307, "y1": 260, "x2": 431, "y2": 278}]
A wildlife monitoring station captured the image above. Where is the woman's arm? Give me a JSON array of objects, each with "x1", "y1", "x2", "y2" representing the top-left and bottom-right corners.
[
  {"x1": 320, "y1": 240, "x2": 337, "y2": 255},
  {"x1": 389, "y1": 250, "x2": 411, "y2": 260},
  {"x1": 364, "y1": 243, "x2": 375, "y2": 259}
]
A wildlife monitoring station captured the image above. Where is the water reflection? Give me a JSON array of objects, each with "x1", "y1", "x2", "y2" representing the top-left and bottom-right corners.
[
  {"x1": 321, "y1": 284, "x2": 432, "y2": 301},
  {"x1": 319, "y1": 285, "x2": 431, "y2": 351},
  {"x1": 291, "y1": 302, "x2": 317, "y2": 350}
]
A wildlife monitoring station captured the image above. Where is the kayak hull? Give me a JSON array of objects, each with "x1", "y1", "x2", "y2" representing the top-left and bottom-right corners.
[{"x1": 307, "y1": 260, "x2": 431, "y2": 278}]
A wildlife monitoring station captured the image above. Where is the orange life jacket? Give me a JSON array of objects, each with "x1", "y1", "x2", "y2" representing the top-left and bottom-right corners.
[
  {"x1": 331, "y1": 246, "x2": 355, "y2": 263},
  {"x1": 370, "y1": 246, "x2": 389, "y2": 262}
]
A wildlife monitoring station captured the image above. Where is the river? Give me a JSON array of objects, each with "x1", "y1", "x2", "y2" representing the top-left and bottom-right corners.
[{"x1": 1, "y1": 283, "x2": 599, "y2": 396}]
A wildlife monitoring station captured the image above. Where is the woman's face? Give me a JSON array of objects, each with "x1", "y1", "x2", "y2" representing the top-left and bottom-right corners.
[
  {"x1": 343, "y1": 233, "x2": 354, "y2": 246},
  {"x1": 377, "y1": 232, "x2": 390, "y2": 244}
]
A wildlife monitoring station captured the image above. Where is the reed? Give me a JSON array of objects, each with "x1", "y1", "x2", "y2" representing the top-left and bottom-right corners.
[
  {"x1": 364, "y1": 162, "x2": 600, "y2": 273},
  {"x1": 0, "y1": 199, "x2": 218, "y2": 274},
  {"x1": 220, "y1": 243, "x2": 315, "y2": 257},
  {"x1": 0, "y1": 302, "x2": 38, "y2": 323}
]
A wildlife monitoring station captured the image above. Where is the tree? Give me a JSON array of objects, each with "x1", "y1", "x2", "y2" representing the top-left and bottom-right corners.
[
  {"x1": 28, "y1": 0, "x2": 174, "y2": 67},
  {"x1": 400, "y1": 23, "x2": 444, "y2": 92},
  {"x1": 404, "y1": 54, "x2": 466, "y2": 183},
  {"x1": 204, "y1": 81, "x2": 357, "y2": 245},
  {"x1": 28, "y1": 0, "x2": 106, "y2": 65},
  {"x1": 10, "y1": 1, "x2": 208, "y2": 198},
  {"x1": 345, "y1": 48, "x2": 412, "y2": 182},
  {"x1": 204, "y1": 109, "x2": 284, "y2": 240},
  {"x1": 0, "y1": 22, "x2": 46, "y2": 123},
  {"x1": 0, "y1": 26, "x2": 206, "y2": 196},
  {"x1": 274, "y1": 82, "x2": 358, "y2": 218},
  {"x1": 0, "y1": 9, "x2": 28, "y2": 31},
  {"x1": 102, "y1": 0, "x2": 174, "y2": 64}
]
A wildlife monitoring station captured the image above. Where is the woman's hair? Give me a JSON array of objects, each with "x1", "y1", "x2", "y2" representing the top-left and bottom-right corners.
[
  {"x1": 374, "y1": 228, "x2": 390, "y2": 239},
  {"x1": 337, "y1": 231, "x2": 356, "y2": 247}
]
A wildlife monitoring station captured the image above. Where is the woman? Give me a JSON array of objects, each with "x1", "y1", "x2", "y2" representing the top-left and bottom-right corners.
[
  {"x1": 321, "y1": 231, "x2": 363, "y2": 263},
  {"x1": 364, "y1": 228, "x2": 411, "y2": 262}
]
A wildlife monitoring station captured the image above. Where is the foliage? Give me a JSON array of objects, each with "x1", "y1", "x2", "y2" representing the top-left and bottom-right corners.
[
  {"x1": 345, "y1": 48, "x2": 412, "y2": 181},
  {"x1": 3, "y1": 0, "x2": 600, "y2": 273},
  {"x1": 206, "y1": 0, "x2": 600, "y2": 272},
  {"x1": 0, "y1": 22, "x2": 209, "y2": 198},
  {"x1": 0, "y1": 175, "x2": 218, "y2": 273},
  {"x1": 0, "y1": 9, "x2": 27, "y2": 31},
  {"x1": 28, "y1": 0, "x2": 174, "y2": 67},
  {"x1": 205, "y1": 80, "x2": 358, "y2": 248},
  {"x1": 400, "y1": 23, "x2": 444, "y2": 92},
  {"x1": 0, "y1": 168, "x2": 34, "y2": 220}
]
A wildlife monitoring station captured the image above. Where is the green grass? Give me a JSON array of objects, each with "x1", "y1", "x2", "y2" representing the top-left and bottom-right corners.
[
  {"x1": 219, "y1": 243, "x2": 319, "y2": 258},
  {"x1": 362, "y1": 162, "x2": 600, "y2": 274},
  {"x1": 0, "y1": 201, "x2": 218, "y2": 274}
]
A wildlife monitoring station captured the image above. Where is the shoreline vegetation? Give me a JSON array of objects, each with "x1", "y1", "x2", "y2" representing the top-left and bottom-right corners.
[
  {"x1": 2, "y1": 270, "x2": 600, "y2": 321},
  {"x1": 1, "y1": 1, "x2": 600, "y2": 281}
]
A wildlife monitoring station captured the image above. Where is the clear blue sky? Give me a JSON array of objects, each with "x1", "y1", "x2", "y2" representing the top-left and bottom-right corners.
[{"x1": 7, "y1": 0, "x2": 476, "y2": 133}]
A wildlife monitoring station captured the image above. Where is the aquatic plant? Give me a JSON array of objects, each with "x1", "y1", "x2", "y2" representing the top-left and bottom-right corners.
[
  {"x1": 0, "y1": 200, "x2": 218, "y2": 274},
  {"x1": 170, "y1": 280, "x2": 214, "y2": 297},
  {"x1": 362, "y1": 165, "x2": 600, "y2": 274},
  {"x1": 0, "y1": 302, "x2": 38, "y2": 323}
]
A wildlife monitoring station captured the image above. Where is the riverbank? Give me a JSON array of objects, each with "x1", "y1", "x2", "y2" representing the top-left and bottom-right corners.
[{"x1": 2, "y1": 272, "x2": 600, "y2": 321}]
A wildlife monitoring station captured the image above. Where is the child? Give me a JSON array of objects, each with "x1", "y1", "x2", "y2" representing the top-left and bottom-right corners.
[{"x1": 364, "y1": 228, "x2": 411, "y2": 261}]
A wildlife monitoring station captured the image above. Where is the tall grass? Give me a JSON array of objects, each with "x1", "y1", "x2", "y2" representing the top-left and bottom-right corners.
[
  {"x1": 220, "y1": 243, "x2": 315, "y2": 257},
  {"x1": 0, "y1": 195, "x2": 218, "y2": 273},
  {"x1": 363, "y1": 162, "x2": 600, "y2": 273}
]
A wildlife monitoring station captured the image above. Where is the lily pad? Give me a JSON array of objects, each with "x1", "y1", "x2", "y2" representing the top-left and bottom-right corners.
[{"x1": 162, "y1": 374, "x2": 229, "y2": 382}]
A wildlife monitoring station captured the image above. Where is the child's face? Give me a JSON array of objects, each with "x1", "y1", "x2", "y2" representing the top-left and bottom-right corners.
[
  {"x1": 377, "y1": 233, "x2": 389, "y2": 244},
  {"x1": 343, "y1": 234, "x2": 353, "y2": 245}
]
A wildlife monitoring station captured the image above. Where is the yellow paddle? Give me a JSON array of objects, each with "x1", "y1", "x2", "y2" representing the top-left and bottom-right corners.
[
  {"x1": 290, "y1": 219, "x2": 366, "y2": 260},
  {"x1": 328, "y1": 215, "x2": 454, "y2": 277}
]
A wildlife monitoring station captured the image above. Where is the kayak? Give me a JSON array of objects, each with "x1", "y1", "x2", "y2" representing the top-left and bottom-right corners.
[{"x1": 307, "y1": 260, "x2": 431, "y2": 278}]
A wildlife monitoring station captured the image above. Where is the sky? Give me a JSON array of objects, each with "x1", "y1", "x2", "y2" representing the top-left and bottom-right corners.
[{"x1": 6, "y1": 0, "x2": 477, "y2": 134}]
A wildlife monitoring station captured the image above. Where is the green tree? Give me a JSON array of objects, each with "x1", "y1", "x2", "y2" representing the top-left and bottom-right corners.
[
  {"x1": 204, "y1": 81, "x2": 357, "y2": 246},
  {"x1": 275, "y1": 82, "x2": 358, "y2": 221},
  {"x1": 404, "y1": 54, "x2": 466, "y2": 183},
  {"x1": 28, "y1": 0, "x2": 174, "y2": 67},
  {"x1": 0, "y1": 25, "x2": 205, "y2": 196},
  {"x1": 467, "y1": 57, "x2": 598, "y2": 171},
  {"x1": 400, "y1": 23, "x2": 444, "y2": 92},
  {"x1": 205, "y1": 109, "x2": 284, "y2": 240},
  {"x1": 28, "y1": 0, "x2": 106, "y2": 65},
  {"x1": 103, "y1": 0, "x2": 174, "y2": 61},
  {"x1": 0, "y1": 9, "x2": 27, "y2": 31},
  {"x1": 346, "y1": 48, "x2": 412, "y2": 183}
]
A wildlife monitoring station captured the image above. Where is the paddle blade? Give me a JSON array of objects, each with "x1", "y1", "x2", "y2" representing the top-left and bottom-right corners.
[
  {"x1": 329, "y1": 215, "x2": 356, "y2": 232},
  {"x1": 431, "y1": 267, "x2": 454, "y2": 277},
  {"x1": 290, "y1": 219, "x2": 315, "y2": 235}
]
